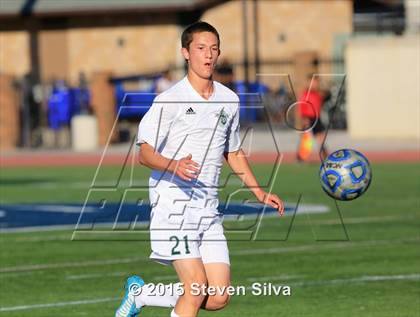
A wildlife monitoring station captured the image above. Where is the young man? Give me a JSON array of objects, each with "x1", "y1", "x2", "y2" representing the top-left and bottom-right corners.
[{"x1": 115, "y1": 21, "x2": 284, "y2": 317}]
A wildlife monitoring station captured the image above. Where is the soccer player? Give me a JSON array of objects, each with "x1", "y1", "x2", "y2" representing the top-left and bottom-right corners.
[
  {"x1": 115, "y1": 21, "x2": 284, "y2": 317},
  {"x1": 296, "y1": 76, "x2": 329, "y2": 162}
]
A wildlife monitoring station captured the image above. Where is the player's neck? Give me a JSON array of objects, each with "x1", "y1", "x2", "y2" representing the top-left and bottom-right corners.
[{"x1": 187, "y1": 71, "x2": 214, "y2": 100}]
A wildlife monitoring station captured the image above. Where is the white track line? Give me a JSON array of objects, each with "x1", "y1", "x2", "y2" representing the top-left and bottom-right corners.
[
  {"x1": 0, "y1": 273, "x2": 418, "y2": 312},
  {"x1": 1, "y1": 237, "x2": 418, "y2": 274}
]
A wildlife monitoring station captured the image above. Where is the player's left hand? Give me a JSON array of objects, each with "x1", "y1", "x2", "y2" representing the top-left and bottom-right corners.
[{"x1": 256, "y1": 191, "x2": 284, "y2": 216}]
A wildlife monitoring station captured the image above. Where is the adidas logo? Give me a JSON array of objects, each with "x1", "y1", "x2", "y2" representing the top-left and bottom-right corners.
[{"x1": 186, "y1": 107, "x2": 196, "y2": 115}]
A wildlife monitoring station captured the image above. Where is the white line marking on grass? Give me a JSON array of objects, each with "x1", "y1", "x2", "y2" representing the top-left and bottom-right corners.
[
  {"x1": 222, "y1": 204, "x2": 329, "y2": 222},
  {"x1": 244, "y1": 274, "x2": 420, "y2": 286},
  {"x1": 1, "y1": 274, "x2": 418, "y2": 312},
  {"x1": 0, "y1": 256, "x2": 149, "y2": 273},
  {"x1": 0, "y1": 222, "x2": 149, "y2": 233},
  {"x1": 14, "y1": 235, "x2": 72, "y2": 242},
  {"x1": 242, "y1": 273, "x2": 420, "y2": 293},
  {"x1": 230, "y1": 237, "x2": 420, "y2": 256},
  {"x1": 152, "y1": 274, "x2": 179, "y2": 281},
  {"x1": 0, "y1": 202, "x2": 328, "y2": 233},
  {"x1": 2, "y1": 237, "x2": 418, "y2": 274},
  {"x1": 65, "y1": 272, "x2": 178, "y2": 281},
  {"x1": 246, "y1": 275, "x2": 302, "y2": 282},
  {"x1": 0, "y1": 297, "x2": 119, "y2": 312},
  {"x1": 312, "y1": 214, "x2": 420, "y2": 225},
  {"x1": 4, "y1": 210, "x2": 417, "y2": 235},
  {"x1": 65, "y1": 271, "x2": 127, "y2": 280},
  {"x1": 291, "y1": 273, "x2": 420, "y2": 287}
]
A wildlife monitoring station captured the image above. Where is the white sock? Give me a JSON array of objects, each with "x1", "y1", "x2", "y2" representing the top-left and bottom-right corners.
[
  {"x1": 135, "y1": 283, "x2": 181, "y2": 308},
  {"x1": 171, "y1": 309, "x2": 180, "y2": 317}
]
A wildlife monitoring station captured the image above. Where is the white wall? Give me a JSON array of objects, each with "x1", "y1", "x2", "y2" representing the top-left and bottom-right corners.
[
  {"x1": 345, "y1": 36, "x2": 420, "y2": 139},
  {"x1": 405, "y1": 0, "x2": 420, "y2": 34}
]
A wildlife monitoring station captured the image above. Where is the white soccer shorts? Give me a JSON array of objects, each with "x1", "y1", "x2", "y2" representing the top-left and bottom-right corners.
[{"x1": 149, "y1": 203, "x2": 230, "y2": 266}]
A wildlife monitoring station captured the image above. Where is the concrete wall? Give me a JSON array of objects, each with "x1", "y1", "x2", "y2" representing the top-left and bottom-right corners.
[
  {"x1": 405, "y1": 0, "x2": 420, "y2": 34},
  {"x1": 39, "y1": 30, "x2": 69, "y2": 82},
  {"x1": 0, "y1": 31, "x2": 30, "y2": 76},
  {"x1": 0, "y1": 74, "x2": 20, "y2": 150},
  {"x1": 67, "y1": 25, "x2": 180, "y2": 84},
  {"x1": 203, "y1": 0, "x2": 352, "y2": 87},
  {"x1": 203, "y1": 0, "x2": 352, "y2": 62},
  {"x1": 346, "y1": 35, "x2": 420, "y2": 139},
  {"x1": 0, "y1": 0, "x2": 352, "y2": 86}
]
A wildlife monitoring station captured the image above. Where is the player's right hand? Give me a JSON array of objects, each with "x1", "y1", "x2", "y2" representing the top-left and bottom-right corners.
[{"x1": 173, "y1": 154, "x2": 200, "y2": 181}]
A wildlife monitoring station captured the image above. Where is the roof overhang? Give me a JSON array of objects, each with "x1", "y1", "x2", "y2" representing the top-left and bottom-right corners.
[{"x1": 0, "y1": 0, "x2": 228, "y2": 30}]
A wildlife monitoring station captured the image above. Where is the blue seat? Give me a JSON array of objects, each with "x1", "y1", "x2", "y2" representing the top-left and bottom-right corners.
[
  {"x1": 115, "y1": 81, "x2": 157, "y2": 119},
  {"x1": 235, "y1": 81, "x2": 269, "y2": 123},
  {"x1": 47, "y1": 85, "x2": 92, "y2": 130}
]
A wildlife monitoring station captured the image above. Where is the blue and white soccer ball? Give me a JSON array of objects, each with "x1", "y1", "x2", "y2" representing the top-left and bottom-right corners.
[{"x1": 319, "y1": 149, "x2": 372, "y2": 201}]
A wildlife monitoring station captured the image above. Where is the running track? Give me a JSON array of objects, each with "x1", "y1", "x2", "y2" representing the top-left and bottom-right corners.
[{"x1": 0, "y1": 150, "x2": 418, "y2": 167}]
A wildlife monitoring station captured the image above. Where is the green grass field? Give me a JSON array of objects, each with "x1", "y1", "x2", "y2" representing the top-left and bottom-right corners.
[{"x1": 0, "y1": 162, "x2": 419, "y2": 316}]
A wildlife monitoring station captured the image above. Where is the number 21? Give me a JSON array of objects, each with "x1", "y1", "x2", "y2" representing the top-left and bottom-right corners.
[{"x1": 170, "y1": 235, "x2": 190, "y2": 255}]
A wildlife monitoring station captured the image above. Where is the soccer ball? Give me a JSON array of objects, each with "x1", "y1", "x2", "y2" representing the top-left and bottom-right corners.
[{"x1": 319, "y1": 149, "x2": 372, "y2": 201}]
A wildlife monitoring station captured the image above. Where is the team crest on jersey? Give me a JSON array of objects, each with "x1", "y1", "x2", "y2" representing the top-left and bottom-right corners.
[{"x1": 215, "y1": 109, "x2": 229, "y2": 126}]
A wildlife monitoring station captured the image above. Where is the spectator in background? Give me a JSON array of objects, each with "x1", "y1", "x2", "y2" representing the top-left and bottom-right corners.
[
  {"x1": 21, "y1": 72, "x2": 42, "y2": 147},
  {"x1": 78, "y1": 71, "x2": 91, "y2": 114},
  {"x1": 297, "y1": 76, "x2": 329, "y2": 162},
  {"x1": 265, "y1": 83, "x2": 294, "y2": 122},
  {"x1": 156, "y1": 68, "x2": 175, "y2": 93},
  {"x1": 214, "y1": 59, "x2": 235, "y2": 91}
]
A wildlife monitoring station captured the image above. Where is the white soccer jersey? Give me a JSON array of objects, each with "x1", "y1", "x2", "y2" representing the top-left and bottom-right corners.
[{"x1": 137, "y1": 76, "x2": 241, "y2": 210}]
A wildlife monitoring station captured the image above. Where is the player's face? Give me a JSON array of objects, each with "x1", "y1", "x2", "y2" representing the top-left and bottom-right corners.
[{"x1": 182, "y1": 31, "x2": 220, "y2": 79}]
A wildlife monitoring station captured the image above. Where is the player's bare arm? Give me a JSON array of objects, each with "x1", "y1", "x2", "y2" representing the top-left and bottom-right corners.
[
  {"x1": 138, "y1": 143, "x2": 200, "y2": 181},
  {"x1": 224, "y1": 149, "x2": 284, "y2": 215}
]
